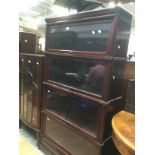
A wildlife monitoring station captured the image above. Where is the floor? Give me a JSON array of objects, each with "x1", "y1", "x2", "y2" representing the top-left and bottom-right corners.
[
  {"x1": 19, "y1": 124, "x2": 44, "y2": 155},
  {"x1": 19, "y1": 123, "x2": 120, "y2": 155}
]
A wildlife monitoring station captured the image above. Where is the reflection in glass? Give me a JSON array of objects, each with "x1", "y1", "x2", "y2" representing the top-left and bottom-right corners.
[
  {"x1": 48, "y1": 57, "x2": 105, "y2": 95},
  {"x1": 48, "y1": 22, "x2": 111, "y2": 52},
  {"x1": 44, "y1": 87, "x2": 99, "y2": 134}
]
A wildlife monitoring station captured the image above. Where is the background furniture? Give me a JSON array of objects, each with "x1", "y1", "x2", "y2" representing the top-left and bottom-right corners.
[
  {"x1": 19, "y1": 32, "x2": 37, "y2": 53},
  {"x1": 112, "y1": 111, "x2": 135, "y2": 155},
  {"x1": 19, "y1": 53, "x2": 44, "y2": 136}
]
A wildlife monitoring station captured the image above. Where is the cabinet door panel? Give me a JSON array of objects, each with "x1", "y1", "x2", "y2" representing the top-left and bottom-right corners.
[
  {"x1": 31, "y1": 59, "x2": 41, "y2": 128},
  {"x1": 19, "y1": 55, "x2": 43, "y2": 129},
  {"x1": 47, "y1": 21, "x2": 112, "y2": 52},
  {"x1": 31, "y1": 104, "x2": 38, "y2": 127},
  {"x1": 46, "y1": 55, "x2": 108, "y2": 97},
  {"x1": 19, "y1": 32, "x2": 36, "y2": 53}
]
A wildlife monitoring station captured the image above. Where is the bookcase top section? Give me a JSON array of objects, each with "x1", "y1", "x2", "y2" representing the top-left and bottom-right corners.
[{"x1": 45, "y1": 6, "x2": 132, "y2": 24}]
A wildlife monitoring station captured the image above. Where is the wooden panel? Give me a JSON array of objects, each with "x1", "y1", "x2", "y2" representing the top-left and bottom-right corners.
[
  {"x1": 23, "y1": 90, "x2": 28, "y2": 120},
  {"x1": 19, "y1": 53, "x2": 44, "y2": 130},
  {"x1": 125, "y1": 79, "x2": 135, "y2": 114},
  {"x1": 124, "y1": 61, "x2": 135, "y2": 79}
]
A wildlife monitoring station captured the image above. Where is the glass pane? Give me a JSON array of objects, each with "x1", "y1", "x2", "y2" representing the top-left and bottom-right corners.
[
  {"x1": 48, "y1": 57, "x2": 105, "y2": 95},
  {"x1": 48, "y1": 21, "x2": 111, "y2": 52},
  {"x1": 45, "y1": 116, "x2": 97, "y2": 155},
  {"x1": 44, "y1": 86, "x2": 99, "y2": 134}
]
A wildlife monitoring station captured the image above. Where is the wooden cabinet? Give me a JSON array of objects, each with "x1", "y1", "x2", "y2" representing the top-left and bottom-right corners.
[
  {"x1": 19, "y1": 32, "x2": 37, "y2": 53},
  {"x1": 41, "y1": 112, "x2": 98, "y2": 155},
  {"x1": 19, "y1": 53, "x2": 44, "y2": 131},
  {"x1": 39, "y1": 6, "x2": 132, "y2": 154}
]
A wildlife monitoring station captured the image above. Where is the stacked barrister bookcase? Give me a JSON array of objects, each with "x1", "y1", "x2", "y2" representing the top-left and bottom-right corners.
[{"x1": 38, "y1": 6, "x2": 132, "y2": 155}]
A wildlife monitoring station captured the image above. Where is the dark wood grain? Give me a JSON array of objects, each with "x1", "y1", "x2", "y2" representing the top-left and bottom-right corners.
[
  {"x1": 19, "y1": 53, "x2": 44, "y2": 131},
  {"x1": 19, "y1": 32, "x2": 37, "y2": 53}
]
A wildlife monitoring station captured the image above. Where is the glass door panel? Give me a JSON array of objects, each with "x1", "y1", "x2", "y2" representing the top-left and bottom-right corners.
[
  {"x1": 47, "y1": 56, "x2": 106, "y2": 96},
  {"x1": 48, "y1": 21, "x2": 111, "y2": 52},
  {"x1": 44, "y1": 115, "x2": 97, "y2": 155},
  {"x1": 43, "y1": 85, "x2": 100, "y2": 135}
]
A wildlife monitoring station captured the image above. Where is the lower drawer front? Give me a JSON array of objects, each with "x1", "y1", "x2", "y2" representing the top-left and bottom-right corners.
[{"x1": 44, "y1": 114, "x2": 98, "y2": 155}]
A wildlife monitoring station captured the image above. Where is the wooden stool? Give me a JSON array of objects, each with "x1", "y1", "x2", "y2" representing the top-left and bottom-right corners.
[{"x1": 112, "y1": 111, "x2": 135, "y2": 155}]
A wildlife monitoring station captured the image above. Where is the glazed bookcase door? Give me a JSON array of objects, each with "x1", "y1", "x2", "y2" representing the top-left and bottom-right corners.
[
  {"x1": 45, "y1": 7, "x2": 132, "y2": 58},
  {"x1": 42, "y1": 84, "x2": 101, "y2": 137},
  {"x1": 42, "y1": 83, "x2": 123, "y2": 143},
  {"x1": 42, "y1": 112, "x2": 100, "y2": 155},
  {"x1": 47, "y1": 20, "x2": 112, "y2": 53},
  {"x1": 44, "y1": 54, "x2": 113, "y2": 100}
]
